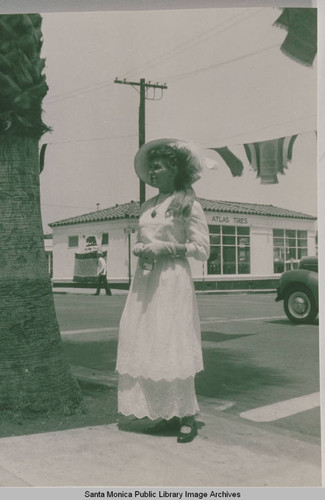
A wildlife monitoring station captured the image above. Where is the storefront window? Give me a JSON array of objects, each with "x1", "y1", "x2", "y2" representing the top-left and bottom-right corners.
[
  {"x1": 223, "y1": 246, "x2": 236, "y2": 274},
  {"x1": 273, "y1": 229, "x2": 308, "y2": 272},
  {"x1": 208, "y1": 225, "x2": 250, "y2": 275}
]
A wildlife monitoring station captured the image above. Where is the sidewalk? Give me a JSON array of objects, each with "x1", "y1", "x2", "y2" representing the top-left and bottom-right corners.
[
  {"x1": 52, "y1": 287, "x2": 276, "y2": 296},
  {"x1": 0, "y1": 374, "x2": 322, "y2": 487},
  {"x1": 53, "y1": 287, "x2": 129, "y2": 295}
]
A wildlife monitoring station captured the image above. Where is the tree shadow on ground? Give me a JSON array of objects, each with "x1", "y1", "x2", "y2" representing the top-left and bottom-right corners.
[
  {"x1": 197, "y1": 331, "x2": 291, "y2": 402},
  {"x1": 0, "y1": 339, "x2": 119, "y2": 438},
  {"x1": 2, "y1": 329, "x2": 294, "y2": 438},
  {"x1": 62, "y1": 337, "x2": 118, "y2": 372},
  {"x1": 59, "y1": 332, "x2": 293, "y2": 436},
  {"x1": 62, "y1": 334, "x2": 292, "y2": 408}
]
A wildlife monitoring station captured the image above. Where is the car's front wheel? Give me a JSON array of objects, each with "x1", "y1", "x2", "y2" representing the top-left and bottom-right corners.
[{"x1": 284, "y1": 286, "x2": 318, "y2": 324}]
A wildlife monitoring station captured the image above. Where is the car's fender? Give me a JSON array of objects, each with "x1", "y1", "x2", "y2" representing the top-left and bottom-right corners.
[{"x1": 276, "y1": 269, "x2": 318, "y2": 304}]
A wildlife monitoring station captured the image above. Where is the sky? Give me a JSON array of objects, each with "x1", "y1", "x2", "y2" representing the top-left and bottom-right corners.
[{"x1": 39, "y1": 6, "x2": 317, "y2": 232}]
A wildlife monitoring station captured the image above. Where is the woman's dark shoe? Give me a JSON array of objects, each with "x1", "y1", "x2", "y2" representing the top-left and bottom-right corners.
[
  {"x1": 143, "y1": 417, "x2": 180, "y2": 435},
  {"x1": 177, "y1": 417, "x2": 197, "y2": 443}
]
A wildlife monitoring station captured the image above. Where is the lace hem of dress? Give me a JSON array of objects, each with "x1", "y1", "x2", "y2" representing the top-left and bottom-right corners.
[
  {"x1": 117, "y1": 373, "x2": 200, "y2": 420},
  {"x1": 117, "y1": 409, "x2": 199, "y2": 421}
]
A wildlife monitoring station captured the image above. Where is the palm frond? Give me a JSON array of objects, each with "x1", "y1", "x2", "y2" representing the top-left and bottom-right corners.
[{"x1": 0, "y1": 14, "x2": 50, "y2": 139}]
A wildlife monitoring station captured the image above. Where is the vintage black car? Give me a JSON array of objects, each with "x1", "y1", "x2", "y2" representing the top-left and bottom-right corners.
[{"x1": 275, "y1": 256, "x2": 318, "y2": 324}]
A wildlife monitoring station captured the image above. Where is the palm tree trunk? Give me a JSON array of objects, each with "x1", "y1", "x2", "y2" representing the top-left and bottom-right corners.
[{"x1": 0, "y1": 135, "x2": 82, "y2": 413}]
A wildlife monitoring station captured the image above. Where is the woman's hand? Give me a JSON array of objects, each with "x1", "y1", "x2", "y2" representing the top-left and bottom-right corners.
[
  {"x1": 141, "y1": 242, "x2": 186, "y2": 258},
  {"x1": 133, "y1": 243, "x2": 145, "y2": 256},
  {"x1": 140, "y1": 242, "x2": 164, "y2": 259},
  {"x1": 133, "y1": 242, "x2": 162, "y2": 259},
  {"x1": 135, "y1": 241, "x2": 187, "y2": 259}
]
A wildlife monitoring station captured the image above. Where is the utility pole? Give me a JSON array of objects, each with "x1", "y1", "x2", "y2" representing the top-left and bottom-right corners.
[{"x1": 114, "y1": 78, "x2": 168, "y2": 205}]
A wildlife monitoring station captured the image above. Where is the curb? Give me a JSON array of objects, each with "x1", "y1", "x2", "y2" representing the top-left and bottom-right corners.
[
  {"x1": 196, "y1": 289, "x2": 276, "y2": 295},
  {"x1": 53, "y1": 288, "x2": 276, "y2": 296}
]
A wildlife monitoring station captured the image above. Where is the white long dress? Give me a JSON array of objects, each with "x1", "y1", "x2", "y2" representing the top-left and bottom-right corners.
[{"x1": 116, "y1": 193, "x2": 210, "y2": 420}]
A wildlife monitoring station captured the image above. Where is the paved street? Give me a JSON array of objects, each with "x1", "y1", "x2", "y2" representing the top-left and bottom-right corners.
[{"x1": 56, "y1": 291, "x2": 320, "y2": 442}]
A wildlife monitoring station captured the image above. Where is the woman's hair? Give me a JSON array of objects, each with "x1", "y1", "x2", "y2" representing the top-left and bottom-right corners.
[{"x1": 148, "y1": 143, "x2": 202, "y2": 218}]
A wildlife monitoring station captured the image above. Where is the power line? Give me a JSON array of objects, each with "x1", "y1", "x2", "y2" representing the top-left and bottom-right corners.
[
  {"x1": 123, "y1": 8, "x2": 263, "y2": 79},
  {"x1": 44, "y1": 11, "x2": 245, "y2": 104},
  {"x1": 39, "y1": 124, "x2": 315, "y2": 154},
  {"x1": 162, "y1": 43, "x2": 281, "y2": 83},
  {"x1": 39, "y1": 116, "x2": 316, "y2": 150},
  {"x1": 45, "y1": 40, "x2": 275, "y2": 106},
  {"x1": 201, "y1": 117, "x2": 317, "y2": 148},
  {"x1": 46, "y1": 11, "x2": 281, "y2": 107},
  {"x1": 44, "y1": 8, "x2": 265, "y2": 106},
  {"x1": 45, "y1": 81, "x2": 115, "y2": 104}
]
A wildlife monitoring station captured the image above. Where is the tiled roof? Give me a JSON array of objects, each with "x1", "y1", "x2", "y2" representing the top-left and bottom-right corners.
[
  {"x1": 49, "y1": 201, "x2": 140, "y2": 227},
  {"x1": 49, "y1": 198, "x2": 316, "y2": 227},
  {"x1": 198, "y1": 198, "x2": 316, "y2": 219}
]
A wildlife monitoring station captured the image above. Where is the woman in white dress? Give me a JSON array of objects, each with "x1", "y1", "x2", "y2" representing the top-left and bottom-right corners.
[{"x1": 116, "y1": 138, "x2": 210, "y2": 443}]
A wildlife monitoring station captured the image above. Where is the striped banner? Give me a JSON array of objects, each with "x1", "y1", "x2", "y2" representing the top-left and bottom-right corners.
[{"x1": 73, "y1": 251, "x2": 107, "y2": 281}]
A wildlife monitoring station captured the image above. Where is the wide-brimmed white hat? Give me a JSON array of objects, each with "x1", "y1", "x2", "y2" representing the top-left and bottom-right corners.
[{"x1": 134, "y1": 138, "x2": 204, "y2": 187}]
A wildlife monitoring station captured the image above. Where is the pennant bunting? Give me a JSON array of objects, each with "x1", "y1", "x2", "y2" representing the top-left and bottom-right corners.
[
  {"x1": 274, "y1": 8, "x2": 317, "y2": 67},
  {"x1": 287, "y1": 134, "x2": 298, "y2": 161},
  {"x1": 282, "y1": 136, "x2": 292, "y2": 169},
  {"x1": 243, "y1": 144, "x2": 252, "y2": 165},
  {"x1": 257, "y1": 139, "x2": 280, "y2": 184},
  {"x1": 208, "y1": 134, "x2": 300, "y2": 184},
  {"x1": 243, "y1": 135, "x2": 298, "y2": 184},
  {"x1": 209, "y1": 146, "x2": 244, "y2": 177},
  {"x1": 244, "y1": 143, "x2": 258, "y2": 173}
]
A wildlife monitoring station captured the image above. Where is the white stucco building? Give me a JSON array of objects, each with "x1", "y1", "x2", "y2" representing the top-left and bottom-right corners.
[{"x1": 49, "y1": 198, "x2": 317, "y2": 290}]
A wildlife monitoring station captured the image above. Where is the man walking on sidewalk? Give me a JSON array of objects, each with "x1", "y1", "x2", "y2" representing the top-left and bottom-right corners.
[{"x1": 94, "y1": 252, "x2": 112, "y2": 296}]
